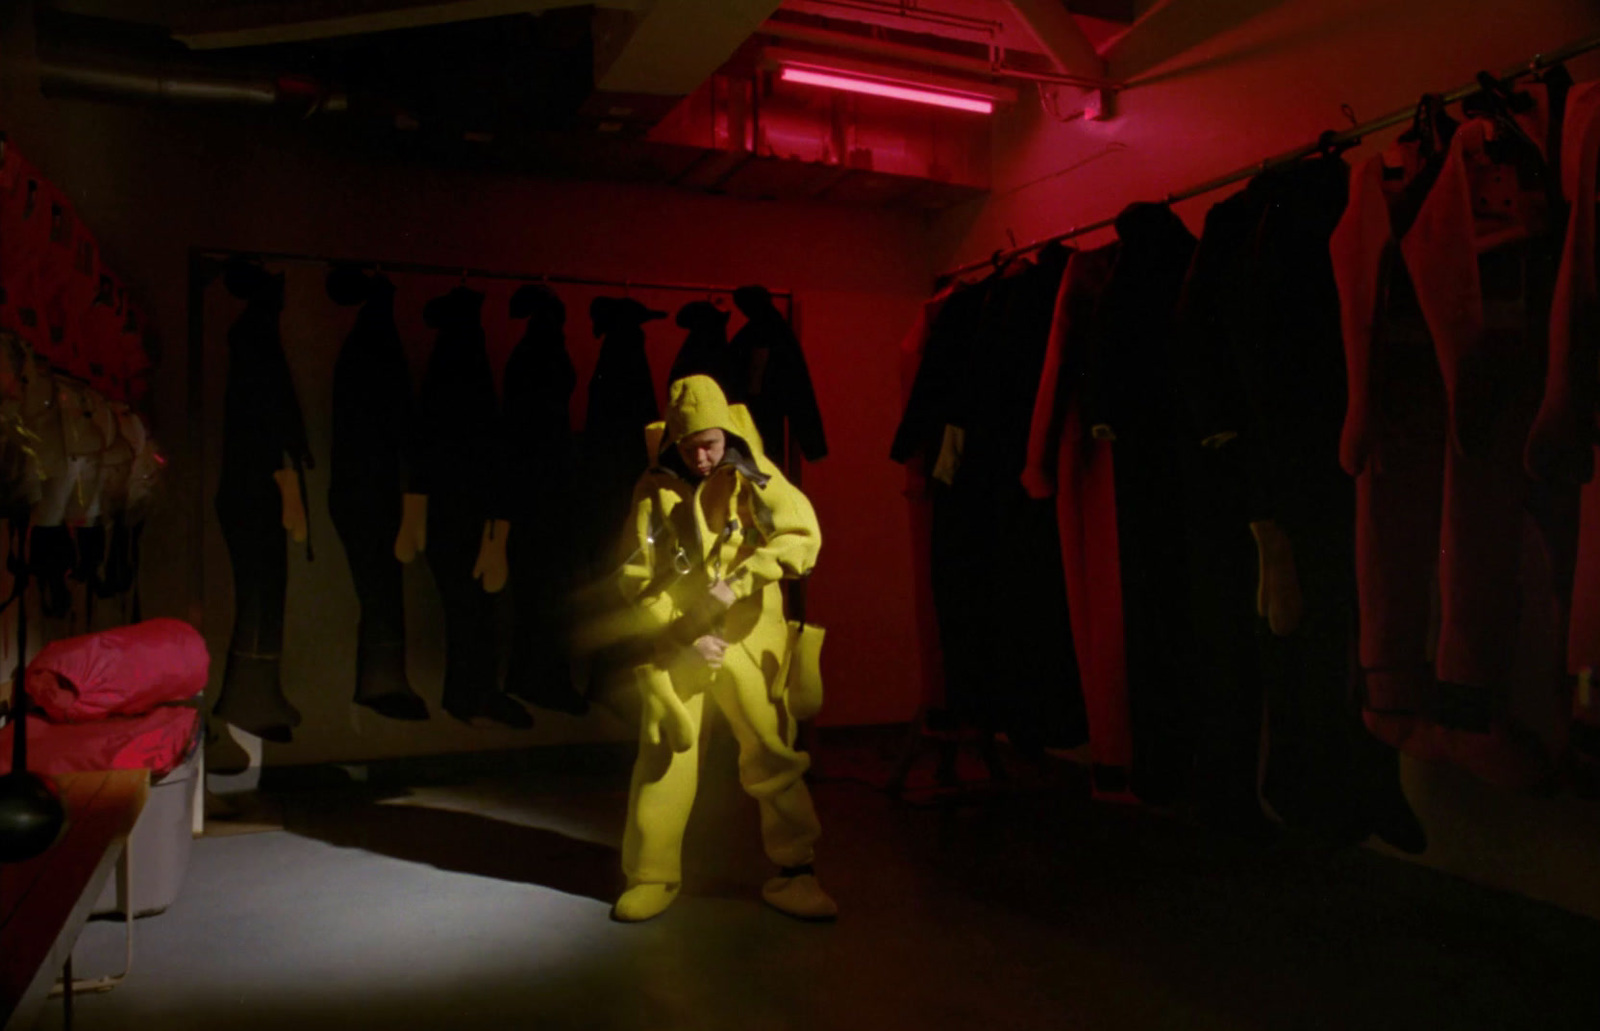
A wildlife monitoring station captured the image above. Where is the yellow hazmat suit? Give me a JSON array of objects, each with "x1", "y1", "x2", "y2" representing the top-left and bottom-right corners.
[{"x1": 613, "y1": 375, "x2": 831, "y2": 922}]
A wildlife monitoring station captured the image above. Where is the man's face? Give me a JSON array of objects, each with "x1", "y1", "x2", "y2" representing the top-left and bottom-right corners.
[{"x1": 677, "y1": 428, "x2": 726, "y2": 478}]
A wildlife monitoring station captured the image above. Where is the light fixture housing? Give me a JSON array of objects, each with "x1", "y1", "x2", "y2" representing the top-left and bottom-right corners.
[{"x1": 765, "y1": 47, "x2": 1013, "y2": 114}]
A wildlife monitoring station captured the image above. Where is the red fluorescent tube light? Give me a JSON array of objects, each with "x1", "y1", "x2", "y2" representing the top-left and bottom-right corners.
[
  {"x1": 767, "y1": 48, "x2": 1011, "y2": 114},
  {"x1": 779, "y1": 66, "x2": 994, "y2": 113}
]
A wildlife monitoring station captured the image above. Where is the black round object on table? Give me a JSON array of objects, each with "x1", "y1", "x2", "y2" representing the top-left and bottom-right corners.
[
  {"x1": 0, "y1": 767, "x2": 65, "y2": 863},
  {"x1": 0, "y1": 515, "x2": 67, "y2": 865}
]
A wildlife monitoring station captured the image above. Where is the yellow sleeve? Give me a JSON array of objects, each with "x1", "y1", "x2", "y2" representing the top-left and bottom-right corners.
[
  {"x1": 731, "y1": 465, "x2": 821, "y2": 599},
  {"x1": 617, "y1": 480, "x2": 678, "y2": 632}
]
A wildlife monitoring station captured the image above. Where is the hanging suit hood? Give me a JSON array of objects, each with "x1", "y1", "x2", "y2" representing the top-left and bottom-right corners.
[
  {"x1": 668, "y1": 300, "x2": 734, "y2": 389},
  {"x1": 212, "y1": 259, "x2": 312, "y2": 741},
  {"x1": 504, "y1": 282, "x2": 586, "y2": 714},
  {"x1": 727, "y1": 286, "x2": 829, "y2": 463},
  {"x1": 410, "y1": 285, "x2": 502, "y2": 515},
  {"x1": 582, "y1": 295, "x2": 663, "y2": 571},
  {"x1": 325, "y1": 270, "x2": 425, "y2": 718},
  {"x1": 410, "y1": 284, "x2": 518, "y2": 721}
]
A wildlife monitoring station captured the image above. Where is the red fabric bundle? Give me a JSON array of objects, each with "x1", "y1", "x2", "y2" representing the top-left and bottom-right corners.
[
  {"x1": 25, "y1": 618, "x2": 210, "y2": 722},
  {"x1": 0, "y1": 705, "x2": 199, "y2": 780}
]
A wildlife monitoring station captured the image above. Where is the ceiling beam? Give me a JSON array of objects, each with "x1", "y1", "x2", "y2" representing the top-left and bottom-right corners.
[
  {"x1": 594, "y1": 0, "x2": 786, "y2": 95},
  {"x1": 1004, "y1": 0, "x2": 1105, "y2": 78},
  {"x1": 171, "y1": 0, "x2": 644, "y2": 50}
]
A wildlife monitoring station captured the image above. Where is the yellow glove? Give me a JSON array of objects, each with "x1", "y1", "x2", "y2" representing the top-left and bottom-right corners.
[
  {"x1": 637, "y1": 665, "x2": 696, "y2": 754},
  {"x1": 1250, "y1": 519, "x2": 1303, "y2": 638},
  {"x1": 472, "y1": 518, "x2": 511, "y2": 593},
  {"x1": 273, "y1": 467, "x2": 308, "y2": 544},
  {"x1": 394, "y1": 493, "x2": 428, "y2": 563},
  {"x1": 932, "y1": 424, "x2": 964, "y2": 486}
]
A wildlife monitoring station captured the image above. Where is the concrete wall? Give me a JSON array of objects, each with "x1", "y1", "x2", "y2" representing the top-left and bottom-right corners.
[{"x1": 0, "y1": 4, "x2": 934, "y2": 767}]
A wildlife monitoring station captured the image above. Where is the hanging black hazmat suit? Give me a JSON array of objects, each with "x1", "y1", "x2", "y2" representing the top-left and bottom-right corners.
[
  {"x1": 728, "y1": 285, "x2": 828, "y2": 464},
  {"x1": 1176, "y1": 159, "x2": 1423, "y2": 849},
  {"x1": 213, "y1": 262, "x2": 312, "y2": 743},
  {"x1": 326, "y1": 269, "x2": 429, "y2": 721},
  {"x1": 582, "y1": 297, "x2": 663, "y2": 568},
  {"x1": 578, "y1": 296, "x2": 664, "y2": 699},
  {"x1": 668, "y1": 300, "x2": 733, "y2": 396},
  {"x1": 946, "y1": 245, "x2": 1087, "y2": 749},
  {"x1": 502, "y1": 284, "x2": 587, "y2": 715},
  {"x1": 1072, "y1": 204, "x2": 1199, "y2": 804},
  {"x1": 412, "y1": 286, "x2": 510, "y2": 722},
  {"x1": 891, "y1": 247, "x2": 1088, "y2": 751}
]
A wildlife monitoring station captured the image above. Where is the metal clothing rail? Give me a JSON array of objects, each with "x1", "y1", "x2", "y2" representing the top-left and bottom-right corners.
[
  {"x1": 193, "y1": 247, "x2": 794, "y2": 301},
  {"x1": 937, "y1": 31, "x2": 1600, "y2": 283}
]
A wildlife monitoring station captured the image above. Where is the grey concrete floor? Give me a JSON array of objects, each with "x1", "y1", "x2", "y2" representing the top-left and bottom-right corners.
[{"x1": 39, "y1": 738, "x2": 1600, "y2": 1031}]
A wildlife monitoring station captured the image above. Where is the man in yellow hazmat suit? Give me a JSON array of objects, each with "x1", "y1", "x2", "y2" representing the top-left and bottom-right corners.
[{"x1": 611, "y1": 374, "x2": 836, "y2": 923}]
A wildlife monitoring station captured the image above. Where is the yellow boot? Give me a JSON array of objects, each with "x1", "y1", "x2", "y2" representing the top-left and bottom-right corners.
[
  {"x1": 761, "y1": 865, "x2": 837, "y2": 921},
  {"x1": 612, "y1": 882, "x2": 680, "y2": 923}
]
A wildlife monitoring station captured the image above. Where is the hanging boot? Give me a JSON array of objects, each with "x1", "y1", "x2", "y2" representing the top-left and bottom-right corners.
[{"x1": 213, "y1": 651, "x2": 301, "y2": 743}]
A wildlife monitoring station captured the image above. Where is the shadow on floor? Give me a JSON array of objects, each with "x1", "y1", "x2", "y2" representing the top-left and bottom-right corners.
[{"x1": 280, "y1": 791, "x2": 623, "y2": 904}]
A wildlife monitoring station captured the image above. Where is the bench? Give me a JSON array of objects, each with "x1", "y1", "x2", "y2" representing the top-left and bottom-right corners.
[{"x1": 0, "y1": 769, "x2": 150, "y2": 1030}]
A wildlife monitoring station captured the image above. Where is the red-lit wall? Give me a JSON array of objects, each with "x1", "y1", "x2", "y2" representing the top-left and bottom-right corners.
[
  {"x1": 929, "y1": 0, "x2": 1600, "y2": 919},
  {"x1": 0, "y1": 8, "x2": 935, "y2": 765}
]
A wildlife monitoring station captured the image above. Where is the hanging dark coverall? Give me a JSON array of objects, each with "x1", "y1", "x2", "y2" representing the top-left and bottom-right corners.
[
  {"x1": 1024, "y1": 205, "x2": 1196, "y2": 802},
  {"x1": 1172, "y1": 182, "x2": 1270, "y2": 833},
  {"x1": 727, "y1": 285, "x2": 828, "y2": 463},
  {"x1": 951, "y1": 245, "x2": 1086, "y2": 750},
  {"x1": 502, "y1": 283, "x2": 587, "y2": 715},
  {"x1": 892, "y1": 290, "x2": 955, "y2": 714},
  {"x1": 1333, "y1": 80, "x2": 1573, "y2": 787},
  {"x1": 1528, "y1": 80, "x2": 1600, "y2": 751},
  {"x1": 892, "y1": 279, "x2": 994, "y2": 734},
  {"x1": 1079, "y1": 204, "x2": 1198, "y2": 804},
  {"x1": 668, "y1": 300, "x2": 733, "y2": 394},
  {"x1": 1178, "y1": 159, "x2": 1423, "y2": 850},
  {"x1": 411, "y1": 286, "x2": 524, "y2": 726},
  {"x1": 582, "y1": 297, "x2": 665, "y2": 567},
  {"x1": 326, "y1": 269, "x2": 428, "y2": 721},
  {"x1": 213, "y1": 261, "x2": 312, "y2": 743},
  {"x1": 892, "y1": 249, "x2": 1088, "y2": 751}
]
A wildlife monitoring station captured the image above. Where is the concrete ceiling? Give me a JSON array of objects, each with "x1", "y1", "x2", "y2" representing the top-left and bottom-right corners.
[
  {"x1": 49, "y1": 0, "x2": 1127, "y2": 85},
  {"x1": 32, "y1": 0, "x2": 1136, "y2": 205}
]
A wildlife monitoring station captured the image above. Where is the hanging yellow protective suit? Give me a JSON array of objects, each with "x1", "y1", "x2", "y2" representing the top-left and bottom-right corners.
[{"x1": 614, "y1": 375, "x2": 828, "y2": 921}]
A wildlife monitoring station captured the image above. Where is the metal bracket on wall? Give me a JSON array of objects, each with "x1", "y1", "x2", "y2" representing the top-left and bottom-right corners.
[{"x1": 1083, "y1": 87, "x2": 1113, "y2": 121}]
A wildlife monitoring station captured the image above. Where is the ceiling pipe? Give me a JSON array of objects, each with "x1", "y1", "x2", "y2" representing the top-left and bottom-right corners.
[
  {"x1": 37, "y1": 56, "x2": 348, "y2": 114},
  {"x1": 760, "y1": 19, "x2": 1121, "y2": 90},
  {"x1": 794, "y1": 0, "x2": 1004, "y2": 38}
]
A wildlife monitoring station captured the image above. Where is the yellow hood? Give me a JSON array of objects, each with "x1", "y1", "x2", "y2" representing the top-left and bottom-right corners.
[{"x1": 646, "y1": 375, "x2": 765, "y2": 461}]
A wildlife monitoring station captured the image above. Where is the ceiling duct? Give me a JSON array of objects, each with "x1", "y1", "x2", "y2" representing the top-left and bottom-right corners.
[{"x1": 38, "y1": 56, "x2": 346, "y2": 114}]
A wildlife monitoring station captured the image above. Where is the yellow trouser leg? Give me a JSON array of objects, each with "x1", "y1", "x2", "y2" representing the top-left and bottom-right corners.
[
  {"x1": 622, "y1": 613, "x2": 822, "y2": 885},
  {"x1": 622, "y1": 688, "x2": 706, "y2": 886},
  {"x1": 711, "y1": 639, "x2": 822, "y2": 869}
]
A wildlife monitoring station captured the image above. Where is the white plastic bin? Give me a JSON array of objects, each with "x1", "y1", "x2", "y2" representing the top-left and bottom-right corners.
[{"x1": 93, "y1": 735, "x2": 202, "y2": 918}]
